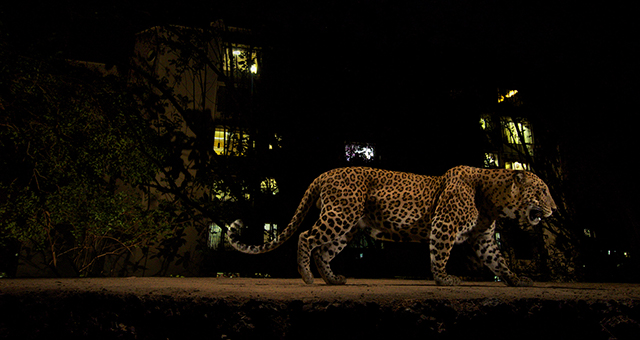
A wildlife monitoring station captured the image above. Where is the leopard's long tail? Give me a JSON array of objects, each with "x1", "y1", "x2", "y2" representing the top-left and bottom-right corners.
[{"x1": 226, "y1": 177, "x2": 321, "y2": 254}]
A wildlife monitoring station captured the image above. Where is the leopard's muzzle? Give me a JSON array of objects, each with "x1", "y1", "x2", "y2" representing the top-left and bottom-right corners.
[
  {"x1": 526, "y1": 203, "x2": 554, "y2": 226},
  {"x1": 528, "y1": 206, "x2": 544, "y2": 225}
]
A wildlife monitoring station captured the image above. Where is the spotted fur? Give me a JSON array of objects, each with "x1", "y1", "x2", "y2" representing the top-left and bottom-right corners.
[{"x1": 227, "y1": 166, "x2": 556, "y2": 286}]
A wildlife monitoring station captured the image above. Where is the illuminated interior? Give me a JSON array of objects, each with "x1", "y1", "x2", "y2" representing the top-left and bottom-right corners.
[
  {"x1": 263, "y1": 223, "x2": 278, "y2": 243},
  {"x1": 224, "y1": 44, "x2": 260, "y2": 75},
  {"x1": 345, "y1": 143, "x2": 376, "y2": 162},
  {"x1": 483, "y1": 153, "x2": 500, "y2": 168},
  {"x1": 213, "y1": 126, "x2": 250, "y2": 156},
  {"x1": 498, "y1": 89, "x2": 518, "y2": 103},
  {"x1": 505, "y1": 161, "x2": 530, "y2": 171},
  {"x1": 481, "y1": 90, "x2": 533, "y2": 171},
  {"x1": 502, "y1": 118, "x2": 533, "y2": 145},
  {"x1": 260, "y1": 178, "x2": 279, "y2": 195},
  {"x1": 208, "y1": 223, "x2": 228, "y2": 250}
]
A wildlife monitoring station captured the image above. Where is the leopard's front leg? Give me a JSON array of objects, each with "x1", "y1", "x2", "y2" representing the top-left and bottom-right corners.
[
  {"x1": 471, "y1": 222, "x2": 533, "y2": 287},
  {"x1": 429, "y1": 222, "x2": 462, "y2": 286}
]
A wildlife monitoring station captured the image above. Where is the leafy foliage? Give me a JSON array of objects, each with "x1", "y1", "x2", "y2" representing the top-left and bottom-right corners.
[
  {"x1": 0, "y1": 45, "x2": 172, "y2": 276},
  {"x1": 128, "y1": 24, "x2": 275, "y2": 256},
  {"x1": 478, "y1": 89, "x2": 580, "y2": 281}
]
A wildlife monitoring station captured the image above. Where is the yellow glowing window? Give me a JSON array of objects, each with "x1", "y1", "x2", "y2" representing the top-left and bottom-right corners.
[
  {"x1": 505, "y1": 161, "x2": 530, "y2": 171},
  {"x1": 224, "y1": 44, "x2": 260, "y2": 75},
  {"x1": 498, "y1": 89, "x2": 518, "y2": 103},
  {"x1": 502, "y1": 118, "x2": 533, "y2": 145},
  {"x1": 213, "y1": 128, "x2": 226, "y2": 154},
  {"x1": 260, "y1": 178, "x2": 279, "y2": 195},
  {"x1": 480, "y1": 117, "x2": 490, "y2": 130},
  {"x1": 213, "y1": 126, "x2": 250, "y2": 156},
  {"x1": 483, "y1": 153, "x2": 500, "y2": 168}
]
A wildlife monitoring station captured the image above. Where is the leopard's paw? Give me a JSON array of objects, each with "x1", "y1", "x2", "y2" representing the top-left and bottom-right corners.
[
  {"x1": 503, "y1": 275, "x2": 533, "y2": 287},
  {"x1": 434, "y1": 274, "x2": 462, "y2": 286},
  {"x1": 513, "y1": 276, "x2": 533, "y2": 287},
  {"x1": 298, "y1": 265, "x2": 315, "y2": 284},
  {"x1": 325, "y1": 275, "x2": 347, "y2": 285}
]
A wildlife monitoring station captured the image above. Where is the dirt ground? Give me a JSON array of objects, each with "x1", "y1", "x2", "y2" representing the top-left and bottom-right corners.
[
  {"x1": 2, "y1": 277, "x2": 640, "y2": 302},
  {"x1": 2, "y1": 278, "x2": 640, "y2": 339}
]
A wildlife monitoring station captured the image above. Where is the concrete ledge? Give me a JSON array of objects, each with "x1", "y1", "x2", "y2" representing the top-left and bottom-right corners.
[{"x1": 1, "y1": 278, "x2": 639, "y2": 339}]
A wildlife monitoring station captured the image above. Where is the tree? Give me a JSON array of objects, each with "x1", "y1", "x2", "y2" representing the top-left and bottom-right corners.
[
  {"x1": 478, "y1": 88, "x2": 579, "y2": 281},
  {"x1": 0, "y1": 19, "x2": 282, "y2": 277},
  {"x1": 128, "y1": 22, "x2": 281, "y2": 265},
  {"x1": 0, "y1": 42, "x2": 172, "y2": 277}
]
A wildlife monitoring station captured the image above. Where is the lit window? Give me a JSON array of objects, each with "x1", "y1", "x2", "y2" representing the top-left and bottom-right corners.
[
  {"x1": 345, "y1": 142, "x2": 376, "y2": 162},
  {"x1": 264, "y1": 223, "x2": 278, "y2": 243},
  {"x1": 213, "y1": 126, "x2": 250, "y2": 156},
  {"x1": 269, "y1": 133, "x2": 282, "y2": 150},
  {"x1": 224, "y1": 44, "x2": 260, "y2": 76},
  {"x1": 213, "y1": 128, "x2": 226, "y2": 154},
  {"x1": 502, "y1": 118, "x2": 533, "y2": 146},
  {"x1": 484, "y1": 153, "x2": 500, "y2": 168},
  {"x1": 480, "y1": 115, "x2": 493, "y2": 131},
  {"x1": 505, "y1": 161, "x2": 530, "y2": 171},
  {"x1": 208, "y1": 223, "x2": 231, "y2": 250},
  {"x1": 502, "y1": 117, "x2": 534, "y2": 156},
  {"x1": 498, "y1": 89, "x2": 518, "y2": 103},
  {"x1": 260, "y1": 178, "x2": 279, "y2": 195},
  {"x1": 214, "y1": 188, "x2": 231, "y2": 201}
]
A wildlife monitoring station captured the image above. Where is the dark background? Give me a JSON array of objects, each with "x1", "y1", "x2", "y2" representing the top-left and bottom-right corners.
[{"x1": 2, "y1": 0, "x2": 638, "y2": 278}]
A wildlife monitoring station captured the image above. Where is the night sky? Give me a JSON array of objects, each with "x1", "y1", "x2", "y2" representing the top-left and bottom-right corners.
[{"x1": 2, "y1": 1, "x2": 639, "y2": 250}]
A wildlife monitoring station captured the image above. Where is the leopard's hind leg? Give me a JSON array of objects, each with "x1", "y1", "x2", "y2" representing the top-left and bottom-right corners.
[
  {"x1": 312, "y1": 230, "x2": 357, "y2": 285},
  {"x1": 297, "y1": 209, "x2": 362, "y2": 285},
  {"x1": 297, "y1": 229, "x2": 316, "y2": 284}
]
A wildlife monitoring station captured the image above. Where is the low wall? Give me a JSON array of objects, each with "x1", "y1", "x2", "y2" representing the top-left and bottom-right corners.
[{"x1": 1, "y1": 278, "x2": 639, "y2": 339}]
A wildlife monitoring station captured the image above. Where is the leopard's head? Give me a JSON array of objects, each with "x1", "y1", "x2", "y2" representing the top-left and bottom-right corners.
[{"x1": 504, "y1": 171, "x2": 557, "y2": 226}]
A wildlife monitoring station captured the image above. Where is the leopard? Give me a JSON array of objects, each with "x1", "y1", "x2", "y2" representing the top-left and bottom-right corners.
[{"x1": 226, "y1": 165, "x2": 556, "y2": 286}]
